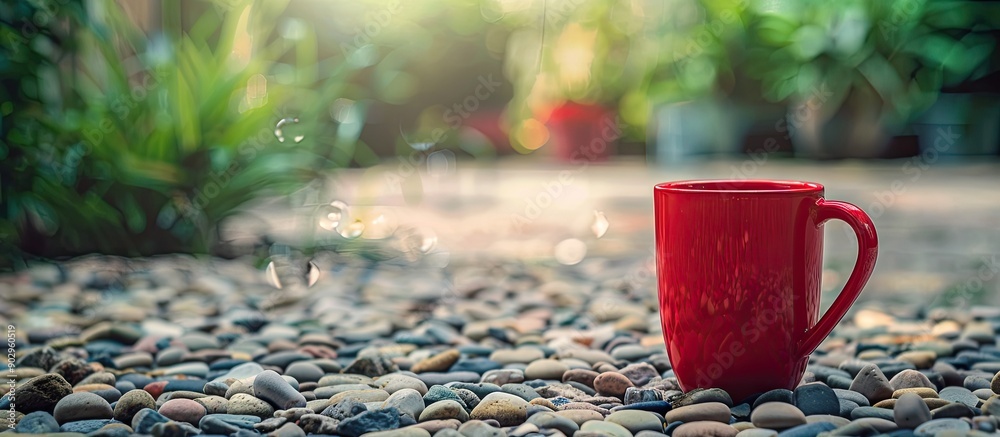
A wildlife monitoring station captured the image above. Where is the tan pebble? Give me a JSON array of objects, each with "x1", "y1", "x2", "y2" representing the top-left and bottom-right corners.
[
  {"x1": 750, "y1": 402, "x2": 807, "y2": 430},
  {"x1": 872, "y1": 398, "x2": 951, "y2": 409},
  {"x1": 672, "y1": 421, "x2": 738, "y2": 437},
  {"x1": 857, "y1": 350, "x2": 888, "y2": 360},
  {"x1": 895, "y1": 351, "x2": 937, "y2": 369},
  {"x1": 731, "y1": 421, "x2": 756, "y2": 431},
  {"x1": 529, "y1": 398, "x2": 556, "y2": 410},
  {"x1": 892, "y1": 387, "x2": 939, "y2": 399},
  {"x1": 665, "y1": 402, "x2": 731, "y2": 424},
  {"x1": 553, "y1": 409, "x2": 603, "y2": 425},
  {"x1": 410, "y1": 349, "x2": 460, "y2": 374}
]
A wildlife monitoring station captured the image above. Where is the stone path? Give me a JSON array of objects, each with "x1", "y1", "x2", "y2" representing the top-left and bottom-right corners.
[{"x1": 2, "y1": 248, "x2": 1000, "y2": 436}]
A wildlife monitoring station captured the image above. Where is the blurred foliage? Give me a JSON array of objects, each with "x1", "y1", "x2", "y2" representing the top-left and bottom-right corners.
[
  {"x1": 500, "y1": 0, "x2": 999, "y2": 139},
  {"x1": 0, "y1": 0, "x2": 375, "y2": 262}
]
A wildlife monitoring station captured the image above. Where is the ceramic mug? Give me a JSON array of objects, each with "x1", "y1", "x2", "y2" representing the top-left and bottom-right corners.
[{"x1": 654, "y1": 180, "x2": 878, "y2": 402}]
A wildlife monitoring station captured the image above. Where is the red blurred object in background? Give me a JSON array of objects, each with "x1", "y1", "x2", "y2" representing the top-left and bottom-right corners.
[{"x1": 546, "y1": 102, "x2": 614, "y2": 162}]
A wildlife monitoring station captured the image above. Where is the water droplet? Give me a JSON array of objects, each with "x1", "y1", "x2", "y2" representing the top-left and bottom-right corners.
[
  {"x1": 306, "y1": 261, "x2": 320, "y2": 287},
  {"x1": 360, "y1": 209, "x2": 397, "y2": 240},
  {"x1": 419, "y1": 230, "x2": 438, "y2": 254},
  {"x1": 330, "y1": 98, "x2": 359, "y2": 123},
  {"x1": 265, "y1": 261, "x2": 282, "y2": 289},
  {"x1": 339, "y1": 220, "x2": 365, "y2": 239},
  {"x1": 274, "y1": 117, "x2": 304, "y2": 143},
  {"x1": 554, "y1": 238, "x2": 587, "y2": 265},
  {"x1": 396, "y1": 227, "x2": 438, "y2": 258},
  {"x1": 591, "y1": 210, "x2": 609, "y2": 238},
  {"x1": 400, "y1": 125, "x2": 437, "y2": 151},
  {"x1": 427, "y1": 150, "x2": 456, "y2": 178},
  {"x1": 318, "y1": 200, "x2": 350, "y2": 231},
  {"x1": 425, "y1": 250, "x2": 451, "y2": 268},
  {"x1": 480, "y1": 0, "x2": 505, "y2": 22}
]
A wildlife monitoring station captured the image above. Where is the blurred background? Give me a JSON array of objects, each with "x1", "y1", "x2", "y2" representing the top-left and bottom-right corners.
[{"x1": 2, "y1": 0, "x2": 1000, "y2": 305}]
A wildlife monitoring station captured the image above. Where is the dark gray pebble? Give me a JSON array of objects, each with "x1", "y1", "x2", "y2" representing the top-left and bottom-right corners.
[
  {"x1": 752, "y1": 389, "x2": 794, "y2": 409},
  {"x1": 501, "y1": 383, "x2": 541, "y2": 401},
  {"x1": 939, "y1": 386, "x2": 978, "y2": 408},
  {"x1": 258, "y1": 351, "x2": 311, "y2": 368},
  {"x1": 793, "y1": 383, "x2": 839, "y2": 416},
  {"x1": 913, "y1": 418, "x2": 971, "y2": 436},
  {"x1": 851, "y1": 406, "x2": 895, "y2": 421},
  {"x1": 450, "y1": 358, "x2": 502, "y2": 374},
  {"x1": 415, "y1": 371, "x2": 481, "y2": 386},
  {"x1": 839, "y1": 399, "x2": 860, "y2": 418},
  {"x1": 776, "y1": 421, "x2": 836, "y2": 437},
  {"x1": 337, "y1": 407, "x2": 401, "y2": 437},
  {"x1": 930, "y1": 402, "x2": 974, "y2": 420},
  {"x1": 132, "y1": 408, "x2": 170, "y2": 434},
  {"x1": 450, "y1": 382, "x2": 502, "y2": 399},
  {"x1": 826, "y1": 375, "x2": 854, "y2": 390},
  {"x1": 612, "y1": 400, "x2": 672, "y2": 414},
  {"x1": 833, "y1": 388, "x2": 869, "y2": 407},
  {"x1": 253, "y1": 370, "x2": 307, "y2": 409}
]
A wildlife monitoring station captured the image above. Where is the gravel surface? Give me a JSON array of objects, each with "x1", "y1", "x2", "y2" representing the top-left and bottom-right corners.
[{"x1": 2, "y1": 254, "x2": 1000, "y2": 436}]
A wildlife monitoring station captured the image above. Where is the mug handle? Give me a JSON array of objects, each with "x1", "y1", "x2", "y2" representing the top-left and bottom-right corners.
[{"x1": 797, "y1": 199, "x2": 879, "y2": 357}]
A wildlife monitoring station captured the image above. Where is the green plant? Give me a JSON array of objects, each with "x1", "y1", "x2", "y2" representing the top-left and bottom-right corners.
[
  {"x1": 742, "y1": 0, "x2": 998, "y2": 121},
  {"x1": 0, "y1": 0, "x2": 370, "y2": 262}
]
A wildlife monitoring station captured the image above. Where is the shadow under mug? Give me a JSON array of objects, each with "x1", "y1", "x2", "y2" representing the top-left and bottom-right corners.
[{"x1": 654, "y1": 180, "x2": 878, "y2": 402}]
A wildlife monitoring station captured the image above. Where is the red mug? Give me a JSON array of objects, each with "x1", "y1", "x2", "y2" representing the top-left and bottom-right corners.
[{"x1": 654, "y1": 180, "x2": 878, "y2": 402}]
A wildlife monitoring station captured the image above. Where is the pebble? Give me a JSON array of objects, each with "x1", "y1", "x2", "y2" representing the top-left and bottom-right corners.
[
  {"x1": 470, "y1": 392, "x2": 529, "y2": 426},
  {"x1": 580, "y1": 419, "x2": 634, "y2": 437},
  {"x1": 377, "y1": 373, "x2": 429, "y2": 395},
  {"x1": 15, "y1": 411, "x2": 60, "y2": 434},
  {"x1": 894, "y1": 392, "x2": 931, "y2": 429},
  {"x1": 563, "y1": 369, "x2": 600, "y2": 387},
  {"x1": 669, "y1": 421, "x2": 736, "y2": 436},
  {"x1": 284, "y1": 361, "x2": 324, "y2": 383},
  {"x1": 52, "y1": 392, "x2": 114, "y2": 424},
  {"x1": 338, "y1": 408, "x2": 401, "y2": 437},
  {"x1": 750, "y1": 402, "x2": 807, "y2": 430},
  {"x1": 526, "y1": 411, "x2": 580, "y2": 435},
  {"x1": 889, "y1": 369, "x2": 936, "y2": 390},
  {"x1": 419, "y1": 399, "x2": 469, "y2": 421},
  {"x1": 132, "y1": 408, "x2": 170, "y2": 434},
  {"x1": 851, "y1": 406, "x2": 895, "y2": 421},
  {"x1": 606, "y1": 410, "x2": 664, "y2": 433},
  {"x1": 939, "y1": 386, "x2": 978, "y2": 407},
  {"x1": 158, "y1": 398, "x2": 207, "y2": 424},
  {"x1": 793, "y1": 383, "x2": 839, "y2": 416},
  {"x1": 849, "y1": 364, "x2": 895, "y2": 404},
  {"x1": 490, "y1": 348, "x2": 545, "y2": 365},
  {"x1": 16, "y1": 373, "x2": 74, "y2": 413},
  {"x1": 412, "y1": 349, "x2": 461, "y2": 373},
  {"x1": 458, "y1": 420, "x2": 506, "y2": 436},
  {"x1": 753, "y1": 389, "x2": 794, "y2": 409},
  {"x1": 523, "y1": 359, "x2": 569, "y2": 380},
  {"x1": 382, "y1": 388, "x2": 426, "y2": 420},
  {"x1": 253, "y1": 370, "x2": 307, "y2": 409},
  {"x1": 913, "y1": 417, "x2": 971, "y2": 436},
  {"x1": 554, "y1": 409, "x2": 604, "y2": 425},
  {"x1": 227, "y1": 393, "x2": 274, "y2": 418},
  {"x1": 594, "y1": 372, "x2": 635, "y2": 399},
  {"x1": 665, "y1": 402, "x2": 731, "y2": 424}
]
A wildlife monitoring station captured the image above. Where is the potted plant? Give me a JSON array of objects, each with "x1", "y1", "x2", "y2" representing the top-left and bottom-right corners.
[{"x1": 742, "y1": 0, "x2": 998, "y2": 158}]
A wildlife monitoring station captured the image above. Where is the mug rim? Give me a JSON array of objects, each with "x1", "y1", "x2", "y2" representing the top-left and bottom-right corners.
[{"x1": 655, "y1": 179, "x2": 824, "y2": 194}]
